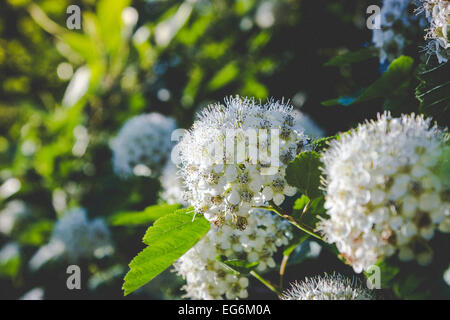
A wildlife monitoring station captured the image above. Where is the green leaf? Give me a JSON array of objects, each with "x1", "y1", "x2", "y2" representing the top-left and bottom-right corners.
[
  {"x1": 109, "y1": 204, "x2": 181, "y2": 226},
  {"x1": 322, "y1": 56, "x2": 415, "y2": 107},
  {"x1": 312, "y1": 135, "x2": 339, "y2": 152},
  {"x1": 355, "y1": 56, "x2": 415, "y2": 103},
  {"x1": 304, "y1": 196, "x2": 326, "y2": 225},
  {"x1": 286, "y1": 151, "x2": 322, "y2": 199},
  {"x1": 142, "y1": 207, "x2": 203, "y2": 245},
  {"x1": 292, "y1": 194, "x2": 326, "y2": 229},
  {"x1": 97, "y1": 0, "x2": 130, "y2": 54},
  {"x1": 61, "y1": 32, "x2": 99, "y2": 63},
  {"x1": 207, "y1": 62, "x2": 239, "y2": 90},
  {"x1": 217, "y1": 257, "x2": 259, "y2": 275},
  {"x1": 0, "y1": 255, "x2": 21, "y2": 278},
  {"x1": 241, "y1": 77, "x2": 268, "y2": 99},
  {"x1": 293, "y1": 194, "x2": 310, "y2": 211},
  {"x1": 437, "y1": 145, "x2": 450, "y2": 188},
  {"x1": 122, "y1": 208, "x2": 210, "y2": 295},
  {"x1": 0, "y1": 243, "x2": 21, "y2": 278},
  {"x1": 393, "y1": 273, "x2": 430, "y2": 300},
  {"x1": 18, "y1": 220, "x2": 53, "y2": 246},
  {"x1": 324, "y1": 47, "x2": 377, "y2": 67}
]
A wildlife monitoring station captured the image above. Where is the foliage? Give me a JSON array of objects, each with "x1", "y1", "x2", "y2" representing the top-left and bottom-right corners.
[
  {"x1": 0, "y1": 0, "x2": 448, "y2": 300},
  {"x1": 286, "y1": 151, "x2": 322, "y2": 200},
  {"x1": 322, "y1": 56, "x2": 416, "y2": 108},
  {"x1": 109, "y1": 204, "x2": 181, "y2": 226},
  {"x1": 123, "y1": 208, "x2": 210, "y2": 295}
]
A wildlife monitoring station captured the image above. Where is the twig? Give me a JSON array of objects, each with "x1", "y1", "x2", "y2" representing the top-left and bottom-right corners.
[
  {"x1": 279, "y1": 255, "x2": 289, "y2": 291},
  {"x1": 250, "y1": 270, "x2": 281, "y2": 296}
]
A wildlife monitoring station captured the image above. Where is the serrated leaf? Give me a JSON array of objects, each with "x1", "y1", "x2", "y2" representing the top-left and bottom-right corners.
[
  {"x1": 286, "y1": 151, "x2": 322, "y2": 199},
  {"x1": 142, "y1": 208, "x2": 202, "y2": 245},
  {"x1": 109, "y1": 204, "x2": 181, "y2": 226},
  {"x1": 324, "y1": 47, "x2": 377, "y2": 67},
  {"x1": 122, "y1": 208, "x2": 210, "y2": 295}
]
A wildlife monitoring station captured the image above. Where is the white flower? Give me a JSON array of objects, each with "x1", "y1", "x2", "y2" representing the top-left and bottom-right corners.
[
  {"x1": 62, "y1": 66, "x2": 90, "y2": 107},
  {"x1": 0, "y1": 242, "x2": 20, "y2": 265},
  {"x1": 423, "y1": 39, "x2": 450, "y2": 63},
  {"x1": 112, "y1": 113, "x2": 176, "y2": 178},
  {"x1": 0, "y1": 200, "x2": 28, "y2": 235},
  {"x1": 372, "y1": 0, "x2": 428, "y2": 63},
  {"x1": 159, "y1": 161, "x2": 189, "y2": 206},
  {"x1": 444, "y1": 265, "x2": 450, "y2": 286},
  {"x1": 0, "y1": 177, "x2": 21, "y2": 198},
  {"x1": 174, "y1": 209, "x2": 292, "y2": 300},
  {"x1": 178, "y1": 96, "x2": 306, "y2": 229},
  {"x1": 281, "y1": 273, "x2": 375, "y2": 300},
  {"x1": 320, "y1": 112, "x2": 449, "y2": 273},
  {"x1": 418, "y1": 0, "x2": 450, "y2": 63},
  {"x1": 255, "y1": 1, "x2": 275, "y2": 29},
  {"x1": 29, "y1": 208, "x2": 114, "y2": 270},
  {"x1": 19, "y1": 287, "x2": 45, "y2": 300}
]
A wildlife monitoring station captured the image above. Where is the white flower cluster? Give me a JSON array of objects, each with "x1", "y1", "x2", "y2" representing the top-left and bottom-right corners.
[
  {"x1": 112, "y1": 113, "x2": 176, "y2": 177},
  {"x1": 281, "y1": 273, "x2": 375, "y2": 300},
  {"x1": 320, "y1": 112, "x2": 449, "y2": 273},
  {"x1": 159, "y1": 161, "x2": 189, "y2": 206},
  {"x1": 418, "y1": 0, "x2": 450, "y2": 63},
  {"x1": 178, "y1": 96, "x2": 305, "y2": 228},
  {"x1": 174, "y1": 209, "x2": 292, "y2": 300},
  {"x1": 372, "y1": 0, "x2": 427, "y2": 63},
  {"x1": 29, "y1": 208, "x2": 114, "y2": 270}
]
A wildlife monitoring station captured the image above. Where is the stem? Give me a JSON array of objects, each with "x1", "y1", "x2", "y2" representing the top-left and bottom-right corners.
[
  {"x1": 301, "y1": 199, "x2": 312, "y2": 219},
  {"x1": 258, "y1": 205, "x2": 324, "y2": 241},
  {"x1": 279, "y1": 255, "x2": 289, "y2": 291},
  {"x1": 27, "y1": 3, "x2": 65, "y2": 35},
  {"x1": 250, "y1": 270, "x2": 281, "y2": 296},
  {"x1": 288, "y1": 218, "x2": 323, "y2": 241}
]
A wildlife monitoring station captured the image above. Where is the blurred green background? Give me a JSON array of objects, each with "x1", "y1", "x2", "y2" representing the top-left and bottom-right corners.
[{"x1": 1, "y1": 0, "x2": 447, "y2": 299}]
